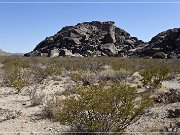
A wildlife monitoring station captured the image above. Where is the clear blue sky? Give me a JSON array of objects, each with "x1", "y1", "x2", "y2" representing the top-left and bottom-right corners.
[{"x1": 0, "y1": 0, "x2": 180, "y2": 53}]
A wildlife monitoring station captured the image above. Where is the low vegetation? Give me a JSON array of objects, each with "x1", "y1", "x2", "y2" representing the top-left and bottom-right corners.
[
  {"x1": 44, "y1": 82, "x2": 152, "y2": 132},
  {"x1": 2, "y1": 58, "x2": 31, "y2": 92},
  {"x1": 0, "y1": 108, "x2": 22, "y2": 122},
  {"x1": 0, "y1": 56, "x2": 180, "y2": 133},
  {"x1": 140, "y1": 65, "x2": 169, "y2": 89}
]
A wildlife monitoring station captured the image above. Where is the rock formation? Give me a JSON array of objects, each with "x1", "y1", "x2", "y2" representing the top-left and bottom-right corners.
[
  {"x1": 134, "y1": 28, "x2": 180, "y2": 59},
  {"x1": 25, "y1": 21, "x2": 144, "y2": 57},
  {"x1": 25, "y1": 21, "x2": 180, "y2": 59}
]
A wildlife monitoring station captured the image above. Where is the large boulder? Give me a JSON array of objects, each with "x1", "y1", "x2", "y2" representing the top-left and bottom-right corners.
[
  {"x1": 50, "y1": 49, "x2": 60, "y2": 57},
  {"x1": 100, "y1": 43, "x2": 118, "y2": 56}
]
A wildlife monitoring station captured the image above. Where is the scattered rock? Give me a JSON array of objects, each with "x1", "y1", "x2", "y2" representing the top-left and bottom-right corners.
[
  {"x1": 167, "y1": 109, "x2": 180, "y2": 118},
  {"x1": 154, "y1": 89, "x2": 180, "y2": 104}
]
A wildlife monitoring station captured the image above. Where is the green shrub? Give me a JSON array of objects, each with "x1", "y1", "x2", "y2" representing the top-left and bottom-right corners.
[
  {"x1": 153, "y1": 52, "x2": 166, "y2": 59},
  {"x1": 51, "y1": 82, "x2": 152, "y2": 133},
  {"x1": 83, "y1": 62, "x2": 103, "y2": 72},
  {"x1": 70, "y1": 70, "x2": 84, "y2": 82},
  {"x1": 140, "y1": 65, "x2": 169, "y2": 88},
  {"x1": 2, "y1": 59, "x2": 31, "y2": 92}
]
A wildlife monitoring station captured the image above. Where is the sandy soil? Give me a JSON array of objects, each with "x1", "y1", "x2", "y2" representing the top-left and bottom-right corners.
[
  {"x1": 0, "y1": 72, "x2": 179, "y2": 134},
  {"x1": 0, "y1": 77, "x2": 73, "y2": 135}
]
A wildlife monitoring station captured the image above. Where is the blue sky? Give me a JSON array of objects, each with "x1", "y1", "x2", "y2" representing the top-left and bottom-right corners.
[{"x1": 0, "y1": 0, "x2": 180, "y2": 53}]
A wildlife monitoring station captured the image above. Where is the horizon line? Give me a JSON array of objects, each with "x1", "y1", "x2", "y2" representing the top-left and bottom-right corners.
[{"x1": 1, "y1": 1, "x2": 180, "y2": 4}]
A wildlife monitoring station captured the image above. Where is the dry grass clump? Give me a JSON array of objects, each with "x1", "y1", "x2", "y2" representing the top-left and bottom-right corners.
[
  {"x1": 98, "y1": 68, "x2": 130, "y2": 82},
  {"x1": 0, "y1": 108, "x2": 22, "y2": 122},
  {"x1": 27, "y1": 85, "x2": 45, "y2": 106},
  {"x1": 70, "y1": 68, "x2": 130, "y2": 85},
  {"x1": 41, "y1": 96, "x2": 58, "y2": 120},
  {"x1": 70, "y1": 70, "x2": 97, "y2": 85}
]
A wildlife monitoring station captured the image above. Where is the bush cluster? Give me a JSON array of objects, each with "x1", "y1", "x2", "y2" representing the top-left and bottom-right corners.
[
  {"x1": 140, "y1": 65, "x2": 169, "y2": 89},
  {"x1": 46, "y1": 82, "x2": 152, "y2": 133},
  {"x1": 2, "y1": 59, "x2": 31, "y2": 92}
]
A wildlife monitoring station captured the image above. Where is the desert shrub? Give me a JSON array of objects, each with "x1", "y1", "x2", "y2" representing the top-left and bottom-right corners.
[
  {"x1": 0, "y1": 108, "x2": 22, "y2": 122},
  {"x1": 70, "y1": 70, "x2": 97, "y2": 85},
  {"x1": 140, "y1": 65, "x2": 169, "y2": 88},
  {"x1": 98, "y1": 68, "x2": 130, "y2": 82},
  {"x1": 153, "y1": 52, "x2": 166, "y2": 59},
  {"x1": 30, "y1": 63, "x2": 49, "y2": 83},
  {"x1": 26, "y1": 57, "x2": 62, "y2": 83},
  {"x1": 83, "y1": 62, "x2": 103, "y2": 72},
  {"x1": 27, "y1": 85, "x2": 45, "y2": 106},
  {"x1": 70, "y1": 70, "x2": 84, "y2": 82},
  {"x1": 2, "y1": 59, "x2": 31, "y2": 92},
  {"x1": 70, "y1": 69, "x2": 130, "y2": 85},
  {"x1": 41, "y1": 96, "x2": 58, "y2": 119},
  {"x1": 45, "y1": 59, "x2": 62, "y2": 76},
  {"x1": 51, "y1": 82, "x2": 152, "y2": 133},
  {"x1": 30, "y1": 93, "x2": 45, "y2": 106},
  {"x1": 81, "y1": 72, "x2": 97, "y2": 85}
]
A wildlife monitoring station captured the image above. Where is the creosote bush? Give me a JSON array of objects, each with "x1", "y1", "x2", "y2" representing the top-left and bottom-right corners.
[
  {"x1": 2, "y1": 59, "x2": 31, "y2": 92},
  {"x1": 51, "y1": 81, "x2": 152, "y2": 133},
  {"x1": 140, "y1": 65, "x2": 169, "y2": 89}
]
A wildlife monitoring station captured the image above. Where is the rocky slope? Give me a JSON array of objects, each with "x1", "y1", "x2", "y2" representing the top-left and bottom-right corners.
[
  {"x1": 134, "y1": 28, "x2": 180, "y2": 59},
  {"x1": 25, "y1": 21, "x2": 180, "y2": 59},
  {"x1": 25, "y1": 21, "x2": 144, "y2": 57}
]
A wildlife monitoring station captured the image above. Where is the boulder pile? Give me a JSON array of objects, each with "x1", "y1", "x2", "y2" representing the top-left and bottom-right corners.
[
  {"x1": 25, "y1": 21, "x2": 180, "y2": 59},
  {"x1": 134, "y1": 28, "x2": 180, "y2": 59},
  {"x1": 25, "y1": 21, "x2": 144, "y2": 57}
]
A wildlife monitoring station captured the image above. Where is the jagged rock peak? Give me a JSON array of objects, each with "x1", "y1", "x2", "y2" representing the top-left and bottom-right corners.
[{"x1": 25, "y1": 21, "x2": 145, "y2": 57}]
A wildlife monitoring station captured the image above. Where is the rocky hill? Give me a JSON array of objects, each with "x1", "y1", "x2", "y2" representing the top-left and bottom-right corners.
[
  {"x1": 25, "y1": 21, "x2": 145, "y2": 57},
  {"x1": 134, "y1": 28, "x2": 180, "y2": 59},
  {"x1": 25, "y1": 21, "x2": 180, "y2": 59}
]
